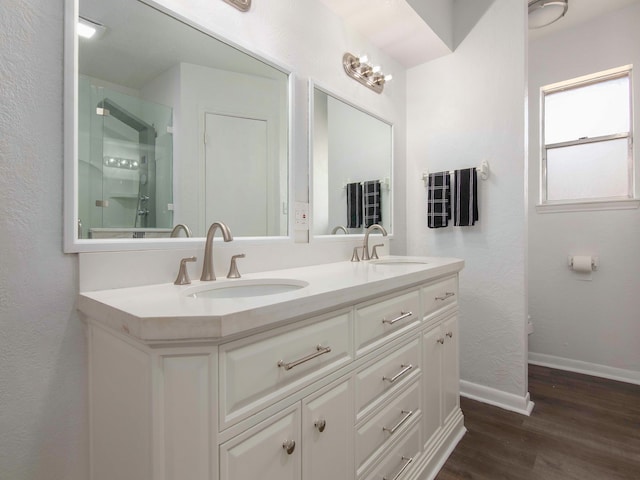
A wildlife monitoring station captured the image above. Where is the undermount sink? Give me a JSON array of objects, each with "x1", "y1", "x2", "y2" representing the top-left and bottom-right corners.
[
  {"x1": 185, "y1": 278, "x2": 309, "y2": 299},
  {"x1": 371, "y1": 258, "x2": 429, "y2": 266}
]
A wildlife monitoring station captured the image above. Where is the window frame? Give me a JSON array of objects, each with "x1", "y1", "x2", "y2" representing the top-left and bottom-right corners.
[{"x1": 537, "y1": 65, "x2": 638, "y2": 213}]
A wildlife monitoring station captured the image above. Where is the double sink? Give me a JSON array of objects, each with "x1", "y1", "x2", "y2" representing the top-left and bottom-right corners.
[{"x1": 183, "y1": 258, "x2": 429, "y2": 299}]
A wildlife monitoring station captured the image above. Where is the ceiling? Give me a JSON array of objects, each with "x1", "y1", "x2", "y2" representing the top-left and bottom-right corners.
[{"x1": 318, "y1": 0, "x2": 640, "y2": 67}]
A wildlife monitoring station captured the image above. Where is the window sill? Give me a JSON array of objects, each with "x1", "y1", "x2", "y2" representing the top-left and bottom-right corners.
[{"x1": 536, "y1": 198, "x2": 640, "y2": 214}]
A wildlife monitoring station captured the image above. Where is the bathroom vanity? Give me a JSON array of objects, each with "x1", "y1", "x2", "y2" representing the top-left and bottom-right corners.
[{"x1": 79, "y1": 257, "x2": 464, "y2": 480}]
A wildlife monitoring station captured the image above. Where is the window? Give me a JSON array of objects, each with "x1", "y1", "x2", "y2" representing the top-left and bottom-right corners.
[{"x1": 539, "y1": 66, "x2": 636, "y2": 211}]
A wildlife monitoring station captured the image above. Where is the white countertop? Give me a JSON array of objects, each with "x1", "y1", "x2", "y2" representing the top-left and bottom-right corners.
[{"x1": 78, "y1": 256, "x2": 464, "y2": 343}]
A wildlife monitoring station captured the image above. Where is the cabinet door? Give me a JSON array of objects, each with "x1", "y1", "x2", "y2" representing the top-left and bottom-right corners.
[
  {"x1": 302, "y1": 378, "x2": 353, "y2": 480},
  {"x1": 220, "y1": 405, "x2": 300, "y2": 480},
  {"x1": 422, "y1": 323, "x2": 443, "y2": 446},
  {"x1": 442, "y1": 314, "x2": 459, "y2": 422}
]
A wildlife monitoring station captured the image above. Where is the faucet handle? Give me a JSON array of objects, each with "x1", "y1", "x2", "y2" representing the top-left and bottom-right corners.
[
  {"x1": 174, "y1": 256, "x2": 197, "y2": 285},
  {"x1": 372, "y1": 244, "x2": 384, "y2": 260},
  {"x1": 351, "y1": 246, "x2": 361, "y2": 262},
  {"x1": 227, "y1": 254, "x2": 245, "y2": 279}
]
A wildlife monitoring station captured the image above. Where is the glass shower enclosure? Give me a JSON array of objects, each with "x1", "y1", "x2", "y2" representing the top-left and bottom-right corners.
[{"x1": 78, "y1": 75, "x2": 173, "y2": 239}]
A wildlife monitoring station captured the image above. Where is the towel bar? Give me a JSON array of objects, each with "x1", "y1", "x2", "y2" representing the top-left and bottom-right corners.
[
  {"x1": 422, "y1": 160, "x2": 490, "y2": 185},
  {"x1": 342, "y1": 178, "x2": 391, "y2": 190}
]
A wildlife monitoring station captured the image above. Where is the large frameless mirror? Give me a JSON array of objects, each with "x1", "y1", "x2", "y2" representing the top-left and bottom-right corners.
[
  {"x1": 311, "y1": 84, "x2": 393, "y2": 237},
  {"x1": 65, "y1": 0, "x2": 290, "y2": 251}
]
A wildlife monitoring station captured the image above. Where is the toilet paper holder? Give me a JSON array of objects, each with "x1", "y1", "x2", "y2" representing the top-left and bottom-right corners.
[{"x1": 567, "y1": 255, "x2": 599, "y2": 271}]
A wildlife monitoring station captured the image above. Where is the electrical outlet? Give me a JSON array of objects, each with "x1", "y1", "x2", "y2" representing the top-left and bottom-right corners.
[{"x1": 294, "y1": 202, "x2": 309, "y2": 231}]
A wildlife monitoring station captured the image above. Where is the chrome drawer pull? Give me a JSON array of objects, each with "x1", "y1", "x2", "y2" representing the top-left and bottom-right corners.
[
  {"x1": 437, "y1": 337, "x2": 445, "y2": 345},
  {"x1": 382, "y1": 311, "x2": 413, "y2": 325},
  {"x1": 314, "y1": 419, "x2": 326, "y2": 433},
  {"x1": 278, "y1": 344, "x2": 332, "y2": 371},
  {"x1": 446, "y1": 331, "x2": 453, "y2": 338},
  {"x1": 435, "y1": 291, "x2": 455, "y2": 301},
  {"x1": 383, "y1": 456, "x2": 414, "y2": 480},
  {"x1": 282, "y1": 439, "x2": 296, "y2": 455},
  {"x1": 383, "y1": 364, "x2": 413, "y2": 383},
  {"x1": 382, "y1": 410, "x2": 414, "y2": 435}
]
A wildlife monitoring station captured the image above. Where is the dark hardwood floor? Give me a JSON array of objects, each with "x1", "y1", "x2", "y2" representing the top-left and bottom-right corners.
[{"x1": 436, "y1": 365, "x2": 640, "y2": 480}]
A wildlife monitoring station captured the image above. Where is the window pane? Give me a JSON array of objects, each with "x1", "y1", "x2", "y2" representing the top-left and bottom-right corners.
[
  {"x1": 545, "y1": 76, "x2": 629, "y2": 145},
  {"x1": 547, "y1": 138, "x2": 629, "y2": 201}
]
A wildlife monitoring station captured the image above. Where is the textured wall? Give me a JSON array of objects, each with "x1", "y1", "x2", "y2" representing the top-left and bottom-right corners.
[
  {"x1": 406, "y1": 0, "x2": 528, "y2": 398},
  {"x1": 528, "y1": 3, "x2": 640, "y2": 381},
  {"x1": 0, "y1": 0, "x2": 407, "y2": 478},
  {"x1": 0, "y1": 0, "x2": 88, "y2": 479}
]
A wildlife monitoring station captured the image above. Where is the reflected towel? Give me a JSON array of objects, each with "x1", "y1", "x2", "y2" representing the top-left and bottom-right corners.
[
  {"x1": 363, "y1": 180, "x2": 382, "y2": 227},
  {"x1": 346, "y1": 182, "x2": 362, "y2": 228},
  {"x1": 453, "y1": 168, "x2": 478, "y2": 226},
  {"x1": 427, "y1": 172, "x2": 450, "y2": 228}
]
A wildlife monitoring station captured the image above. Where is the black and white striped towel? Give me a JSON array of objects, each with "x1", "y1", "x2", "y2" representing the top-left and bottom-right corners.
[
  {"x1": 363, "y1": 180, "x2": 382, "y2": 227},
  {"x1": 453, "y1": 168, "x2": 478, "y2": 226},
  {"x1": 427, "y1": 172, "x2": 450, "y2": 228},
  {"x1": 346, "y1": 182, "x2": 363, "y2": 228}
]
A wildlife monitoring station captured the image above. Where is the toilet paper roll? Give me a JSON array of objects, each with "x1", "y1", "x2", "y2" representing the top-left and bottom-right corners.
[{"x1": 571, "y1": 255, "x2": 593, "y2": 273}]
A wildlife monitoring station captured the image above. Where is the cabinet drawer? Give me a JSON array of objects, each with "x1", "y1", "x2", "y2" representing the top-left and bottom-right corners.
[
  {"x1": 355, "y1": 338, "x2": 420, "y2": 420},
  {"x1": 219, "y1": 311, "x2": 352, "y2": 429},
  {"x1": 355, "y1": 290, "x2": 420, "y2": 357},
  {"x1": 362, "y1": 422, "x2": 421, "y2": 480},
  {"x1": 422, "y1": 276, "x2": 458, "y2": 318},
  {"x1": 356, "y1": 380, "x2": 421, "y2": 471},
  {"x1": 220, "y1": 404, "x2": 300, "y2": 480}
]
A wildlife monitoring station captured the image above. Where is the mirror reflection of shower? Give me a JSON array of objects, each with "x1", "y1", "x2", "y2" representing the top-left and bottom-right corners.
[{"x1": 77, "y1": 76, "x2": 174, "y2": 239}]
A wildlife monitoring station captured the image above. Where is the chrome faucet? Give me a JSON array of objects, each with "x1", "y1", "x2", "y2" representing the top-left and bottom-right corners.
[
  {"x1": 200, "y1": 222, "x2": 233, "y2": 281},
  {"x1": 362, "y1": 224, "x2": 387, "y2": 260},
  {"x1": 331, "y1": 225, "x2": 348, "y2": 234},
  {"x1": 170, "y1": 223, "x2": 192, "y2": 238}
]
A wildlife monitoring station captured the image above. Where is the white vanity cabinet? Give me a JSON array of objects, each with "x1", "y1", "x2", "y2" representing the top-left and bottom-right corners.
[
  {"x1": 422, "y1": 314, "x2": 460, "y2": 449},
  {"x1": 81, "y1": 258, "x2": 465, "y2": 480},
  {"x1": 220, "y1": 403, "x2": 301, "y2": 480},
  {"x1": 301, "y1": 377, "x2": 354, "y2": 480},
  {"x1": 219, "y1": 376, "x2": 353, "y2": 480}
]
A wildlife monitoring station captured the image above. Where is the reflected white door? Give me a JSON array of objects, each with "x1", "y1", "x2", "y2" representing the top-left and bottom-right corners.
[{"x1": 205, "y1": 113, "x2": 268, "y2": 236}]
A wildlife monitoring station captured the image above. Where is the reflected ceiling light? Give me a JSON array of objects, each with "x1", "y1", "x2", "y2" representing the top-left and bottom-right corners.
[
  {"x1": 77, "y1": 17, "x2": 106, "y2": 39},
  {"x1": 528, "y1": 0, "x2": 568, "y2": 29}
]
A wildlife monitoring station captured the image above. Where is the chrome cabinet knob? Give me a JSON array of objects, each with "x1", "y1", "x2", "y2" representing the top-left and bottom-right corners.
[
  {"x1": 314, "y1": 419, "x2": 326, "y2": 433},
  {"x1": 282, "y1": 439, "x2": 296, "y2": 455}
]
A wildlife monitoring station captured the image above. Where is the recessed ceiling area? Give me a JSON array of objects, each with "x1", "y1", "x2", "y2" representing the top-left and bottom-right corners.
[
  {"x1": 318, "y1": 0, "x2": 640, "y2": 68},
  {"x1": 316, "y1": 0, "x2": 453, "y2": 68}
]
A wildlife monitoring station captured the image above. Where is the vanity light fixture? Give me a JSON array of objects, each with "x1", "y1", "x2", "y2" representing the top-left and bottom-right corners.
[
  {"x1": 77, "y1": 16, "x2": 107, "y2": 39},
  {"x1": 528, "y1": 0, "x2": 568, "y2": 29},
  {"x1": 343, "y1": 52, "x2": 393, "y2": 94},
  {"x1": 222, "y1": 0, "x2": 251, "y2": 12}
]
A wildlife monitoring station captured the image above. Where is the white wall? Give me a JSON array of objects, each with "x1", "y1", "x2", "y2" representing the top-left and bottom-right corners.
[
  {"x1": 406, "y1": 0, "x2": 530, "y2": 409},
  {"x1": 0, "y1": 1, "x2": 406, "y2": 478},
  {"x1": 0, "y1": 1, "x2": 88, "y2": 480},
  {"x1": 528, "y1": 3, "x2": 640, "y2": 384}
]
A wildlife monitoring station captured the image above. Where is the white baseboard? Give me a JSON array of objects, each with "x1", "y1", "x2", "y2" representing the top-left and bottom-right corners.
[
  {"x1": 529, "y1": 352, "x2": 640, "y2": 386},
  {"x1": 460, "y1": 380, "x2": 534, "y2": 416}
]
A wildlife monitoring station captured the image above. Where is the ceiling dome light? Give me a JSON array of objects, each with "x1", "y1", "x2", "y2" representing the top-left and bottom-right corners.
[{"x1": 528, "y1": 0, "x2": 568, "y2": 30}]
